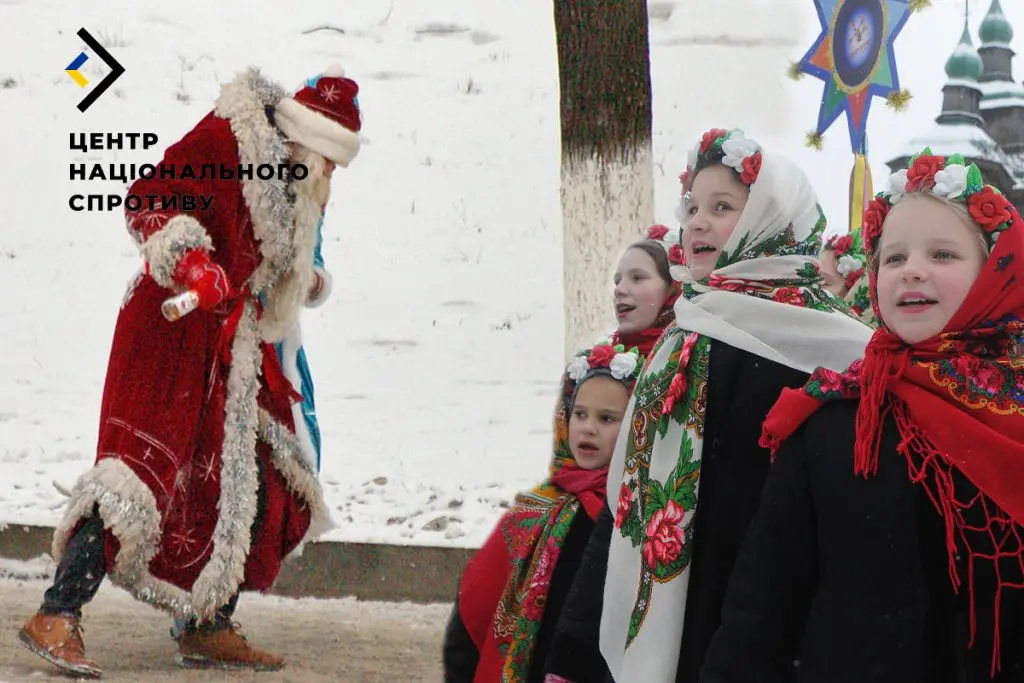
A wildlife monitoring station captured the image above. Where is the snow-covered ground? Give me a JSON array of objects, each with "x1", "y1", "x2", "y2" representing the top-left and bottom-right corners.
[
  {"x1": 0, "y1": 555, "x2": 55, "y2": 582},
  {"x1": 0, "y1": 0, "x2": 1018, "y2": 548},
  {"x1": 1, "y1": 570, "x2": 448, "y2": 682}
]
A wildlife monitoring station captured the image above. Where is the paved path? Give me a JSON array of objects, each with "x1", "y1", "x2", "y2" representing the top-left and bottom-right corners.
[{"x1": 0, "y1": 578, "x2": 450, "y2": 682}]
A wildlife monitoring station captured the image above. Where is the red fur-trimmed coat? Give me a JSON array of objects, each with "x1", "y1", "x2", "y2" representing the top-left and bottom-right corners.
[{"x1": 52, "y1": 67, "x2": 333, "y2": 620}]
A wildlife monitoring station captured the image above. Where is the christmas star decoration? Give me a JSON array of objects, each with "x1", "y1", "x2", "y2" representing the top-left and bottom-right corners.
[{"x1": 795, "y1": 0, "x2": 912, "y2": 152}]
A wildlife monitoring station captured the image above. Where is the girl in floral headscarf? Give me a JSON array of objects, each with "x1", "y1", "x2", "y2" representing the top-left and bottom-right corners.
[
  {"x1": 442, "y1": 230, "x2": 680, "y2": 683},
  {"x1": 611, "y1": 225, "x2": 684, "y2": 358},
  {"x1": 542, "y1": 128, "x2": 872, "y2": 683},
  {"x1": 443, "y1": 342, "x2": 645, "y2": 683},
  {"x1": 820, "y1": 226, "x2": 877, "y2": 327},
  {"x1": 701, "y1": 149, "x2": 1024, "y2": 682}
]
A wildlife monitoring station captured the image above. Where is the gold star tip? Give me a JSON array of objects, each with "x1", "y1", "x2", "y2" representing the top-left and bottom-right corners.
[{"x1": 805, "y1": 131, "x2": 824, "y2": 151}]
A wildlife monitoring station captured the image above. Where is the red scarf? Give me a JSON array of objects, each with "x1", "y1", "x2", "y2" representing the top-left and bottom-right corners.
[
  {"x1": 611, "y1": 285, "x2": 681, "y2": 358},
  {"x1": 760, "y1": 204, "x2": 1024, "y2": 676},
  {"x1": 551, "y1": 465, "x2": 608, "y2": 520},
  {"x1": 455, "y1": 295, "x2": 677, "y2": 682}
]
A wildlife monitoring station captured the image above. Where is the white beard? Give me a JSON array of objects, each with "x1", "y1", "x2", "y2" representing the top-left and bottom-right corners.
[{"x1": 258, "y1": 149, "x2": 330, "y2": 343}]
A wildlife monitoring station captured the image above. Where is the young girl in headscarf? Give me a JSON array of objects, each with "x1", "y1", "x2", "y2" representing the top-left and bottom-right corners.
[
  {"x1": 701, "y1": 149, "x2": 1024, "y2": 682},
  {"x1": 820, "y1": 225, "x2": 878, "y2": 327},
  {"x1": 442, "y1": 231, "x2": 680, "y2": 683},
  {"x1": 542, "y1": 127, "x2": 873, "y2": 683},
  {"x1": 443, "y1": 341, "x2": 645, "y2": 682},
  {"x1": 612, "y1": 224, "x2": 684, "y2": 357}
]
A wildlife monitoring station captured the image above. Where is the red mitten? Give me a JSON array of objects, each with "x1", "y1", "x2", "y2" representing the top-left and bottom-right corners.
[{"x1": 172, "y1": 249, "x2": 231, "y2": 311}]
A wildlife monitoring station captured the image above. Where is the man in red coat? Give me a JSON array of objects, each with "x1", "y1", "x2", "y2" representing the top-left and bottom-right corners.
[{"x1": 17, "y1": 63, "x2": 360, "y2": 677}]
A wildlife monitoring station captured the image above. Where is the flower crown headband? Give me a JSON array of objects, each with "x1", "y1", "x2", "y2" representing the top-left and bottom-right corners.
[
  {"x1": 644, "y1": 224, "x2": 686, "y2": 267},
  {"x1": 824, "y1": 227, "x2": 868, "y2": 289},
  {"x1": 565, "y1": 341, "x2": 644, "y2": 388},
  {"x1": 678, "y1": 127, "x2": 764, "y2": 203},
  {"x1": 652, "y1": 129, "x2": 764, "y2": 273},
  {"x1": 862, "y1": 147, "x2": 1016, "y2": 253}
]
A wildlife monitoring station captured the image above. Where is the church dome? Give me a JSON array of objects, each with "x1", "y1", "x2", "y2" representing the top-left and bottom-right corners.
[
  {"x1": 979, "y1": 0, "x2": 1014, "y2": 46},
  {"x1": 946, "y1": 25, "x2": 984, "y2": 81}
]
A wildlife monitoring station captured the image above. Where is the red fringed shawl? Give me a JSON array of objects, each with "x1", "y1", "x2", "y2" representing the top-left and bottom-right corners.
[{"x1": 761, "y1": 206, "x2": 1024, "y2": 676}]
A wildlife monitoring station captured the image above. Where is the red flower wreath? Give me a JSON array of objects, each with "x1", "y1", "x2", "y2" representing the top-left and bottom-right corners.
[
  {"x1": 647, "y1": 224, "x2": 670, "y2": 241},
  {"x1": 862, "y1": 196, "x2": 891, "y2": 247},
  {"x1": 679, "y1": 168, "x2": 693, "y2": 191},
  {"x1": 587, "y1": 344, "x2": 617, "y2": 368},
  {"x1": 740, "y1": 151, "x2": 762, "y2": 185},
  {"x1": 699, "y1": 128, "x2": 728, "y2": 154},
  {"x1": 668, "y1": 244, "x2": 686, "y2": 265},
  {"x1": 829, "y1": 234, "x2": 853, "y2": 256},
  {"x1": 904, "y1": 153, "x2": 945, "y2": 193},
  {"x1": 968, "y1": 187, "x2": 1013, "y2": 233}
]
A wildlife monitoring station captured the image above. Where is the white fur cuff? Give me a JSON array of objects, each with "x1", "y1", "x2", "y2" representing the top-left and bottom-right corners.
[
  {"x1": 140, "y1": 215, "x2": 214, "y2": 289},
  {"x1": 274, "y1": 97, "x2": 361, "y2": 168},
  {"x1": 306, "y1": 266, "x2": 333, "y2": 308}
]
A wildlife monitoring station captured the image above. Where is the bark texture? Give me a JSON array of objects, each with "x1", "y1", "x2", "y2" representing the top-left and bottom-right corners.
[{"x1": 555, "y1": 0, "x2": 655, "y2": 361}]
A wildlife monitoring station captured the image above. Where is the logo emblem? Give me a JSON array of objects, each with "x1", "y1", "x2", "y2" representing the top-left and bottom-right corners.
[{"x1": 65, "y1": 28, "x2": 125, "y2": 112}]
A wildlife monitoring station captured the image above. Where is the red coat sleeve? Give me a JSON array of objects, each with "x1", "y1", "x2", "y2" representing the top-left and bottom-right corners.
[{"x1": 125, "y1": 113, "x2": 245, "y2": 290}]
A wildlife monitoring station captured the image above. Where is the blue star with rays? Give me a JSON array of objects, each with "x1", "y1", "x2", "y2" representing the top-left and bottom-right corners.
[{"x1": 797, "y1": 0, "x2": 912, "y2": 153}]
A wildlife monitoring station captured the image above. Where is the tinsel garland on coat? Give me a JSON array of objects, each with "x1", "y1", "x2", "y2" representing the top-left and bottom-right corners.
[{"x1": 52, "y1": 67, "x2": 333, "y2": 621}]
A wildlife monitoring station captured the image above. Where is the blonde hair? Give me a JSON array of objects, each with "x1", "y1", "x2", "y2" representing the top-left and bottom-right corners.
[{"x1": 869, "y1": 192, "x2": 988, "y2": 272}]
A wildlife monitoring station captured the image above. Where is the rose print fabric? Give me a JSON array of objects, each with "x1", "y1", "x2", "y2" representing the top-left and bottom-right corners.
[{"x1": 599, "y1": 128, "x2": 873, "y2": 683}]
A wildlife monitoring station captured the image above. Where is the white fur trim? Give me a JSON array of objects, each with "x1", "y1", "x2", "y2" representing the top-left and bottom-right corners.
[
  {"x1": 53, "y1": 301, "x2": 265, "y2": 621},
  {"x1": 274, "y1": 97, "x2": 361, "y2": 168},
  {"x1": 211, "y1": 68, "x2": 320, "y2": 343},
  {"x1": 53, "y1": 459, "x2": 195, "y2": 618},
  {"x1": 258, "y1": 408, "x2": 335, "y2": 545},
  {"x1": 305, "y1": 266, "x2": 333, "y2": 308},
  {"x1": 212, "y1": 68, "x2": 293, "y2": 298},
  {"x1": 139, "y1": 215, "x2": 213, "y2": 289},
  {"x1": 257, "y1": 183, "x2": 321, "y2": 343},
  {"x1": 187, "y1": 298, "x2": 263, "y2": 619}
]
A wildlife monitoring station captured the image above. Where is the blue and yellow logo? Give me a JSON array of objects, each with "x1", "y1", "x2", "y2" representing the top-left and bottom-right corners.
[
  {"x1": 65, "y1": 51, "x2": 90, "y2": 88},
  {"x1": 65, "y1": 28, "x2": 125, "y2": 112}
]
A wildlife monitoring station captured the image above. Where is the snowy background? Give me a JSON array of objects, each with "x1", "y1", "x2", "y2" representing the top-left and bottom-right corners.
[{"x1": 0, "y1": 0, "x2": 1016, "y2": 548}]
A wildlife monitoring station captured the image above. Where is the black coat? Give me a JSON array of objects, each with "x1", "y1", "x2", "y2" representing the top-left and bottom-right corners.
[
  {"x1": 699, "y1": 399, "x2": 1024, "y2": 683},
  {"x1": 542, "y1": 340, "x2": 811, "y2": 683},
  {"x1": 443, "y1": 509, "x2": 597, "y2": 683}
]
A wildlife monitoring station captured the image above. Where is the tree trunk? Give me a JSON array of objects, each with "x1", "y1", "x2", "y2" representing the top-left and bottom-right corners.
[{"x1": 555, "y1": 0, "x2": 654, "y2": 362}]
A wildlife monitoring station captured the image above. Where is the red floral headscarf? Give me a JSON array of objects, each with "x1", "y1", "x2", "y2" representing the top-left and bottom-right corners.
[{"x1": 760, "y1": 149, "x2": 1024, "y2": 676}]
